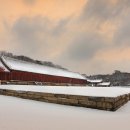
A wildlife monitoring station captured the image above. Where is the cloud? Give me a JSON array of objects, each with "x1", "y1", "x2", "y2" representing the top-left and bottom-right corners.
[
  {"x1": 114, "y1": 14, "x2": 130, "y2": 46},
  {"x1": 23, "y1": 0, "x2": 36, "y2": 5},
  {"x1": 52, "y1": 18, "x2": 70, "y2": 36},
  {"x1": 63, "y1": 33, "x2": 105, "y2": 61},
  {"x1": 58, "y1": 0, "x2": 130, "y2": 74},
  {"x1": 11, "y1": 16, "x2": 69, "y2": 60},
  {"x1": 81, "y1": 0, "x2": 130, "y2": 22}
]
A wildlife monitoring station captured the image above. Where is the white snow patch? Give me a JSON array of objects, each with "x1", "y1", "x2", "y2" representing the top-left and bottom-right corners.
[{"x1": 98, "y1": 82, "x2": 111, "y2": 86}]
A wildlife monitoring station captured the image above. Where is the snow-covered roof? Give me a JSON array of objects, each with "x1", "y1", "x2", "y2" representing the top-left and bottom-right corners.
[
  {"x1": 87, "y1": 79, "x2": 102, "y2": 83},
  {"x1": 0, "y1": 60, "x2": 9, "y2": 72},
  {"x1": 1, "y1": 56, "x2": 86, "y2": 80},
  {"x1": 98, "y1": 82, "x2": 111, "y2": 86}
]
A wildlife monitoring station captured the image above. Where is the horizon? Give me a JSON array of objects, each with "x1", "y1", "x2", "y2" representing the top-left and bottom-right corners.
[{"x1": 0, "y1": 0, "x2": 130, "y2": 75}]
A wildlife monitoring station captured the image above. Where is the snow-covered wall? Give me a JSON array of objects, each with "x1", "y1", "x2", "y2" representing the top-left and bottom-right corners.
[{"x1": 0, "y1": 85, "x2": 130, "y2": 111}]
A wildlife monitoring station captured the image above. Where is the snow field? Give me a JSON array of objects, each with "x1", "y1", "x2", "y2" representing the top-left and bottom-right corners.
[{"x1": 0, "y1": 95, "x2": 130, "y2": 130}]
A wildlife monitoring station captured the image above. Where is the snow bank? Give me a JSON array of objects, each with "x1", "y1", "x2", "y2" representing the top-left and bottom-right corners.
[
  {"x1": 0, "y1": 85, "x2": 130, "y2": 97},
  {"x1": 98, "y1": 82, "x2": 111, "y2": 86}
]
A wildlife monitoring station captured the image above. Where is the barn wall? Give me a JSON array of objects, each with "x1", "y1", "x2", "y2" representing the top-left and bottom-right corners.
[{"x1": 0, "y1": 71, "x2": 87, "y2": 85}]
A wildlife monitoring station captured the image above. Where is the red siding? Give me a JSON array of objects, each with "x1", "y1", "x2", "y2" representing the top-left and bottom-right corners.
[
  {"x1": 0, "y1": 71, "x2": 87, "y2": 85},
  {"x1": 0, "y1": 67, "x2": 5, "y2": 72}
]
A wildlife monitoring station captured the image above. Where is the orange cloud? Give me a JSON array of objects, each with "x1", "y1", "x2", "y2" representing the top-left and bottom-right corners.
[
  {"x1": 0, "y1": 0, "x2": 86, "y2": 25},
  {"x1": 98, "y1": 21, "x2": 118, "y2": 42},
  {"x1": 96, "y1": 47, "x2": 130, "y2": 63}
]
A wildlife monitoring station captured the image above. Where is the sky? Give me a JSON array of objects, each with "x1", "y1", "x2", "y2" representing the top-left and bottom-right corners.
[{"x1": 0, "y1": 0, "x2": 130, "y2": 75}]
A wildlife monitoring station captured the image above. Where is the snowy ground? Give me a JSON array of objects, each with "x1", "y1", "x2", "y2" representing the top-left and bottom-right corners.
[
  {"x1": 0, "y1": 95, "x2": 130, "y2": 130},
  {"x1": 0, "y1": 85, "x2": 130, "y2": 97}
]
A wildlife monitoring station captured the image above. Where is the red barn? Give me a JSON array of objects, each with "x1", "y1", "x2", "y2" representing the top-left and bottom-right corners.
[{"x1": 0, "y1": 56, "x2": 87, "y2": 86}]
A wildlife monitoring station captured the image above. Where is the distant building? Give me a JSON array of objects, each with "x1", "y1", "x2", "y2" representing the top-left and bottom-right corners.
[
  {"x1": 87, "y1": 79, "x2": 111, "y2": 87},
  {"x1": 87, "y1": 79, "x2": 103, "y2": 86}
]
